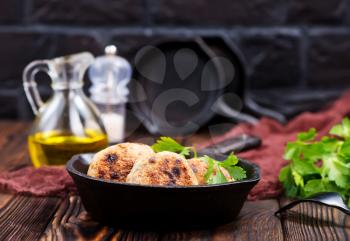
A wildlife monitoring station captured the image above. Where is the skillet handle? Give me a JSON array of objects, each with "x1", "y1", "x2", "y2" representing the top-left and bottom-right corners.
[
  {"x1": 200, "y1": 135, "x2": 261, "y2": 155},
  {"x1": 213, "y1": 96, "x2": 258, "y2": 124}
]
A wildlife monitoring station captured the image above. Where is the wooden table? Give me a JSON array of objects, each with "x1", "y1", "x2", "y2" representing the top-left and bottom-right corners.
[{"x1": 0, "y1": 121, "x2": 349, "y2": 241}]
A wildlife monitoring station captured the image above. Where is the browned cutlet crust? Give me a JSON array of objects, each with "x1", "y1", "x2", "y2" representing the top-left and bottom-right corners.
[
  {"x1": 87, "y1": 143, "x2": 154, "y2": 182},
  {"x1": 188, "y1": 158, "x2": 233, "y2": 184},
  {"x1": 126, "y1": 151, "x2": 199, "y2": 186}
]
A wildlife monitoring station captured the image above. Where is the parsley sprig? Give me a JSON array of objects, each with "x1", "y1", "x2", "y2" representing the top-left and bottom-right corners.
[
  {"x1": 201, "y1": 153, "x2": 247, "y2": 184},
  {"x1": 151, "y1": 137, "x2": 246, "y2": 184},
  {"x1": 279, "y1": 118, "x2": 350, "y2": 207},
  {"x1": 151, "y1": 137, "x2": 193, "y2": 156}
]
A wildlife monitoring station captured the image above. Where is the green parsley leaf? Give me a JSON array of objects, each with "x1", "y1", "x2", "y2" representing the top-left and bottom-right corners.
[
  {"x1": 330, "y1": 117, "x2": 350, "y2": 138},
  {"x1": 303, "y1": 179, "x2": 324, "y2": 197},
  {"x1": 202, "y1": 156, "x2": 227, "y2": 184},
  {"x1": 339, "y1": 139, "x2": 350, "y2": 160},
  {"x1": 208, "y1": 163, "x2": 228, "y2": 184},
  {"x1": 292, "y1": 159, "x2": 319, "y2": 176},
  {"x1": 279, "y1": 166, "x2": 291, "y2": 182},
  {"x1": 283, "y1": 169, "x2": 299, "y2": 197},
  {"x1": 151, "y1": 137, "x2": 191, "y2": 156},
  {"x1": 219, "y1": 152, "x2": 246, "y2": 180},
  {"x1": 303, "y1": 179, "x2": 344, "y2": 198},
  {"x1": 284, "y1": 142, "x2": 301, "y2": 161},
  {"x1": 203, "y1": 155, "x2": 215, "y2": 182},
  {"x1": 225, "y1": 166, "x2": 247, "y2": 181},
  {"x1": 202, "y1": 153, "x2": 246, "y2": 183},
  {"x1": 220, "y1": 152, "x2": 239, "y2": 167},
  {"x1": 292, "y1": 170, "x2": 304, "y2": 187},
  {"x1": 297, "y1": 128, "x2": 317, "y2": 141},
  {"x1": 322, "y1": 156, "x2": 349, "y2": 188}
]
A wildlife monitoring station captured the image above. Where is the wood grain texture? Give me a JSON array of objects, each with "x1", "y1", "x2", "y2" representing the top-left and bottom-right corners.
[
  {"x1": 280, "y1": 199, "x2": 350, "y2": 241},
  {"x1": 41, "y1": 195, "x2": 121, "y2": 241},
  {"x1": 0, "y1": 193, "x2": 14, "y2": 209},
  {"x1": 0, "y1": 195, "x2": 61, "y2": 241},
  {"x1": 211, "y1": 200, "x2": 283, "y2": 241},
  {"x1": 0, "y1": 121, "x2": 31, "y2": 171},
  {"x1": 0, "y1": 121, "x2": 30, "y2": 146}
]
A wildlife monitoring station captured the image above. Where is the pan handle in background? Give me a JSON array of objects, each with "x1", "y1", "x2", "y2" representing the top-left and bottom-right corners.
[
  {"x1": 244, "y1": 92, "x2": 287, "y2": 124},
  {"x1": 213, "y1": 95, "x2": 259, "y2": 124},
  {"x1": 200, "y1": 134, "x2": 261, "y2": 155}
]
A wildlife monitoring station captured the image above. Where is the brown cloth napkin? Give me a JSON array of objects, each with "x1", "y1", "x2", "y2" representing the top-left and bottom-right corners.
[
  {"x1": 200, "y1": 90, "x2": 350, "y2": 201},
  {"x1": 0, "y1": 166, "x2": 75, "y2": 197}
]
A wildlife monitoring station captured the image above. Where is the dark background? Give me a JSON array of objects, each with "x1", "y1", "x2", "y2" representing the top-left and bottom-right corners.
[{"x1": 1, "y1": 0, "x2": 350, "y2": 119}]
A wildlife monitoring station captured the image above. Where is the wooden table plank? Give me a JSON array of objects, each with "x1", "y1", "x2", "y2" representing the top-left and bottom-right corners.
[
  {"x1": 210, "y1": 199, "x2": 283, "y2": 241},
  {"x1": 0, "y1": 121, "x2": 30, "y2": 144},
  {"x1": 0, "y1": 193, "x2": 13, "y2": 209},
  {"x1": 41, "y1": 195, "x2": 121, "y2": 241},
  {"x1": 0, "y1": 121, "x2": 31, "y2": 171},
  {"x1": 0, "y1": 195, "x2": 61, "y2": 241},
  {"x1": 280, "y1": 200, "x2": 350, "y2": 241}
]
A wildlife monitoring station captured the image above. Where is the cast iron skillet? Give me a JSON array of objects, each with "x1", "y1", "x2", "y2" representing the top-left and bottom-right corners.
[
  {"x1": 66, "y1": 153, "x2": 260, "y2": 229},
  {"x1": 130, "y1": 38, "x2": 257, "y2": 136}
]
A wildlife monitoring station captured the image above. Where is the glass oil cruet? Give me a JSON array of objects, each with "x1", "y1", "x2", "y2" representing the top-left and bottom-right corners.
[{"x1": 23, "y1": 52, "x2": 108, "y2": 167}]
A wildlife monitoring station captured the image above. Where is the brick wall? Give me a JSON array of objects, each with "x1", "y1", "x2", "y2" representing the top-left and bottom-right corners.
[{"x1": 1, "y1": 0, "x2": 350, "y2": 119}]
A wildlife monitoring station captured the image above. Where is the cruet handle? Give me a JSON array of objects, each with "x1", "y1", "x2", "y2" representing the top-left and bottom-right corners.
[{"x1": 22, "y1": 60, "x2": 57, "y2": 115}]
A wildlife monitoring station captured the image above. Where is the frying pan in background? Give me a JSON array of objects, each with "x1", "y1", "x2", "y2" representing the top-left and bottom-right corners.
[
  {"x1": 203, "y1": 36, "x2": 291, "y2": 123},
  {"x1": 202, "y1": 36, "x2": 258, "y2": 124},
  {"x1": 130, "y1": 38, "x2": 257, "y2": 136},
  {"x1": 247, "y1": 88, "x2": 342, "y2": 121}
]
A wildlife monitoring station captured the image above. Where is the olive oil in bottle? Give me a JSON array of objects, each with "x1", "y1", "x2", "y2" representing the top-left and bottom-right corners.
[
  {"x1": 23, "y1": 52, "x2": 108, "y2": 167},
  {"x1": 28, "y1": 129, "x2": 108, "y2": 167}
]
